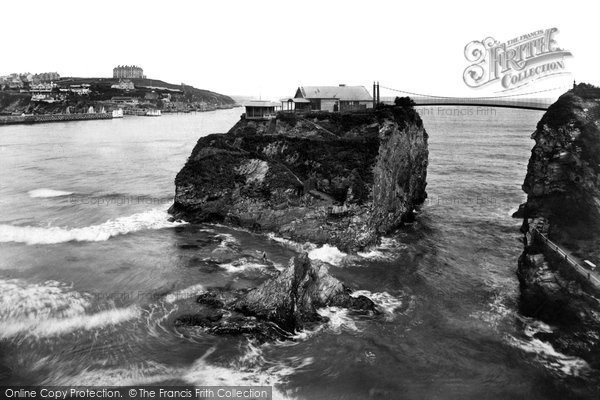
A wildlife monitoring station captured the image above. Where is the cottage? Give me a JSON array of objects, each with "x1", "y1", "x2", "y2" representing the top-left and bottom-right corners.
[
  {"x1": 111, "y1": 79, "x2": 135, "y2": 91},
  {"x1": 293, "y1": 85, "x2": 373, "y2": 112},
  {"x1": 244, "y1": 101, "x2": 280, "y2": 120}
]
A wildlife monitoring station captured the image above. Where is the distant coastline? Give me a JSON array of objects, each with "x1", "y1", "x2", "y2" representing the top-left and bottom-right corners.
[{"x1": 0, "y1": 74, "x2": 236, "y2": 121}]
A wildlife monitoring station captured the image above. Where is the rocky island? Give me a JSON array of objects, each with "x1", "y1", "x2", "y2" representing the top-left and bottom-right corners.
[
  {"x1": 514, "y1": 83, "x2": 600, "y2": 368},
  {"x1": 169, "y1": 102, "x2": 428, "y2": 252},
  {"x1": 170, "y1": 101, "x2": 428, "y2": 339}
]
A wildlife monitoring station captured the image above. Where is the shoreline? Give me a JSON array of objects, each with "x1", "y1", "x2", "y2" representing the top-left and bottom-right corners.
[{"x1": 0, "y1": 105, "x2": 242, "y2": 126}]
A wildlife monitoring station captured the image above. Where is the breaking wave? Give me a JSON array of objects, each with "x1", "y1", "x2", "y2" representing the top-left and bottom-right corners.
[
  {"x1": 219, "y1": 258, "x2": 269, "y2": 274},
  {"x1": 508, "y1": 335, "x2": 590, "y2": 377},
  {"x1": 266, "y1": 234, "x2": 348, "y2": 266},
  {"x1": 507, "y1": 317, "x2": 590, "y2": 377},
  {"x1": 0, "y1": 208, "x2": 184, "y2": 245},
  {"x1": 356, "y1": 237, "x2": 405, "y2": 261},
  {"x1": 316, "y1": 307, "x2": 359, "y2": 332},
  {"x1": 44, "y1": 344, "x2": 306, "y2": 399},
  {"x1": 163, "y1": 284, "x2": 206, "y2": 304},
  {"x1": 308, "y1": 244, "x2": 347, "y2": 266},
  {"x1": 28, "y1": 188, "x2": 73, "y2": 198},
  {"x1": 0, "y1": 279, "x2": 139, "y2": 339},
  {"x1": 351, "y1": 290, "x2": 404, "y2": 320}
]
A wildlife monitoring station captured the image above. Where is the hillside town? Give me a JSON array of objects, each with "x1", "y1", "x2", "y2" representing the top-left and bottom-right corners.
[{"x1": 0, "y1": 66, "x2": 235, "y2": 120}]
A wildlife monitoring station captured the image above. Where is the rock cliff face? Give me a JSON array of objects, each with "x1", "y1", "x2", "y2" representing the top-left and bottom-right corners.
[
  {"x1": 515, "y1": 84, "x2": 600, "y2": 368},
  {"x1": 169, "y1": 106, "x2": 428, "y2": 251}
]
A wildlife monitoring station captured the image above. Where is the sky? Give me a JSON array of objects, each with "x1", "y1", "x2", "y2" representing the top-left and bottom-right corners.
[{"x1": 1, "y1": 0, "x2": 597, "y2": 100}]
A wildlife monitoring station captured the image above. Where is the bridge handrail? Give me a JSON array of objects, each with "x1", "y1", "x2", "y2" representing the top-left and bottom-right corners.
[{"x1": 380, "y1": 84, "x2": 569, "y2": 100}]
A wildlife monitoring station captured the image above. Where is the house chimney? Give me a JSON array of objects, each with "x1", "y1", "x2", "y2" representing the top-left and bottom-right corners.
[{"x1": 373, "y1": 81, "x2": 376, "y2": 108}]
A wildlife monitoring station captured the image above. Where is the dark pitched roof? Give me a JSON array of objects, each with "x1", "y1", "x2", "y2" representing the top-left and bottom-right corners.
[{"x1": 296, "y1": 86, "x2": 372, "y2": 101}]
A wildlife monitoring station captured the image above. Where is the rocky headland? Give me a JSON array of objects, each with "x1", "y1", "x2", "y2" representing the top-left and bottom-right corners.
[
  {"x1": 514, "y1": 83, "x2": 600, "y2": 368},
  {"x1": 170, "y1": 102, "x2": 428, "y2": 339}
]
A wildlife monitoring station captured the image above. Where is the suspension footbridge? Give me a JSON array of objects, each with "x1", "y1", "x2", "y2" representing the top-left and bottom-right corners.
[{"x1": 377, "y1": 84, "x2": 571, "y2": 111}]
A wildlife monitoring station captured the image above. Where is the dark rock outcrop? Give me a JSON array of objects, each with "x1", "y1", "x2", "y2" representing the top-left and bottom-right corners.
[
  {"x1": 175, "y1": 253, "x2": 377, "y2": 341},
  {"x1": 515, "y1": 83, "x2": 600, "y2": 368},
  {"x1": 169, "y1": 106, "x2": 428, "y2": 252}
]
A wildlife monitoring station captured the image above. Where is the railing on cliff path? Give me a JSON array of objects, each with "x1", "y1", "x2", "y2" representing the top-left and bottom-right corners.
[{"x1": 531, "y1": 227, "x2": 600, "y2": 289}]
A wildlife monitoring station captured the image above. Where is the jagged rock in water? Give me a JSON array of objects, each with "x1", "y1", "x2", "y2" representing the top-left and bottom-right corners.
[
  {"x1": 169, "y1": 106, "x2": 428, "y2": 252},
  {"x1": 175, "y1": 253, "x2": 377, "y2": 341}
]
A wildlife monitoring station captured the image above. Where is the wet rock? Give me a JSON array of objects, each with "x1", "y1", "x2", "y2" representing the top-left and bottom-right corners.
[
  {"x1": 176, "y1": 253, "x2": 378, "y2": 340},
  {"x1": 516, "y1": 83, "x2": 600, "y2": 367},
  {"x1": 233, "y1": 253, "x2": 377, "y2": 332},
  {"x1": 169, "y1": 106, "x2": 428, "y2": 252}
]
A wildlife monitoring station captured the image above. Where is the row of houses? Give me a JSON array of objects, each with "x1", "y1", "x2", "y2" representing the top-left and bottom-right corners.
[
  {"x1": 0, "y1": 72, "x2": 60, "y2": 89},
  {"x1": 244, "y1": 84, "x2": 373, "y2": 120}
]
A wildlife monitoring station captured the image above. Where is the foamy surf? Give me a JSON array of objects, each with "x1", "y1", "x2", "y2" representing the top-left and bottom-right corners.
[
  {"x1": 352, "y1": 290, "x2": 404, "y2": 320},
  {"x1": 44, "y1": 344, "x2": 306, "y2": 400},
  {"x1": 0, "y1": 279, "x2": 140, "y2": 339},
  {"x1": 164, "y1": 283, "x2": 205, "y2": 304},
  {"x1": 219, "y1": 258, "x2": 269, "y2": 273},
  {"x1": 266, "y1": 233, "x2": 348, "y2": 266},
  {"x1": 470, "y1": 292, "x2": 513, "y2": 329},
  {"x1": 0, "y1": 208, "x2": 185, "y2": 245},
  {"x1": 266, "y1": 233, "x2": 314, "y2": 253},
  {"x1": 28, "y1": 188, "x2": 73, "y2": 198},
  {"x1": 316, "y1": 307, "x2": 359, "y2": 332},
  {"x1": 507, "y1": 335, "x2": 590, "y2": 377},
  {"x1": 291, "y1": 306, "x2": 363, "y2": 340},
  {"x1": 183, "y1": 345, "x2": 308, "y2": 399},
  {"x1": 356, "y1": 237, "x2": 405, "y2": 261},
  {"x1": 2, "y1": 306, "x2": 140, "y2": 339},
  {"x1": 505, "y1": 316, "x2": 590, "y2": 377},
  {"x1": 308, "y1": 244, "x2": 347, "y2": 265}
]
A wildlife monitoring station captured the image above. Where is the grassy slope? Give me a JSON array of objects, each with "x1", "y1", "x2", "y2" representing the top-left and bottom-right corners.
[{"x1": 57, "y1": 77, "x2": 235, "y2": 105}]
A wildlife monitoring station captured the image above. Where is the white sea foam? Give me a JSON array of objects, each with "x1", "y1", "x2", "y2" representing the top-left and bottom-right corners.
[
  {"x1": 266, "y1": 233, "x2": 348, "y2": 266},
  {"x1": 44, "y1": 345, "x2": 305, "y2": 400},
  {"x1": 308, "y1": 244, "x2": 347, "y2": 266},
  {"x1": 219, "y1": 258, "x2": 268, "y2": 273},
  {"x1": 357, "y1": 237, "x2": 404, "y2": 261},
  {"x1": 2, "y1": 306, "x2": 140, "y2": 338},
  {"x1": 0, "y1": 279, "x2": 90, "y2": 321},
  {"x1": 316, "y1": 307, "x2": 359, "y2": 332},
  {"x1": 508, "y1": 335, "x2": 590, "y2": 377},
  {"x1": 471, "y1": 292, "x2": 513, "y2": 329},
  {"x1": 215, "y1": 233, "x2": 239, "y2": 248},
  {"x1": 522, "y1": 318, "x2": 553, "y2": 338},
  {"x1": 0, "y1": 208, "x2": 184, "y2": 245},
  {"x1": 43, "y1": 361, "x2": 176, "y2": 386},
  {"x1": 266, "y1": 233, "x2": 314, "y2": 253},
  {"x1": 0, "y1": 279, "x2": 139, "y2": 339},
  {"x1": 351, "y1": 290, "x2": 403, "y2": 320},
  {"x1": 28, "y1": 188, "x2": 73, "y2": 198},
  {"x1": 163, "y1": 283, "x2": 205, "y2": 304},
  {"x1": 184, "y1": 345, "x2": 308, "y2": 399},
  {"x1": 505, "y1": 316, "x2": 590, "y2": 376}
]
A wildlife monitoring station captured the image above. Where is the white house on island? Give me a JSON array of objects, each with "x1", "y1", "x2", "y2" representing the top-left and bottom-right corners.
[{"x1": 290, "y1": 85, "x2": 373, "y2": 112}]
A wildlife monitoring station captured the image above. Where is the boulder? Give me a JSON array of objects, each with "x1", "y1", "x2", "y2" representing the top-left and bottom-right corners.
[{"x1": 175, "y1": 253, "x2": 378, "y2": 341}]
